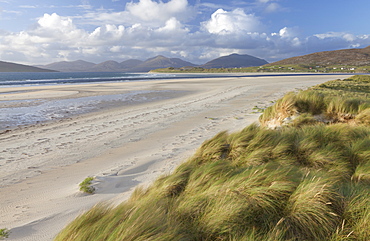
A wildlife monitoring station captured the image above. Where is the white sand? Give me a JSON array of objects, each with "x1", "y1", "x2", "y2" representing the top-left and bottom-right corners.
[{"x1": 0, "y1": 74, "x2": 349, "y2": 240}]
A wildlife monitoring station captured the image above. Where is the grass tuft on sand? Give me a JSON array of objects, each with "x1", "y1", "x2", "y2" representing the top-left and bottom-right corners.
[
  {"x1": 79, "y1": 177, "x2": 95, "y2": 194},
  {"x1": 55, "y1": 76, "x2": 370, "y2": 241}
]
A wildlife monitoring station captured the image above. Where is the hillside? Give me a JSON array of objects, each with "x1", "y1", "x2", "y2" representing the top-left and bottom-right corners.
[
  {"x1": 119, "y1": 59, "x2": 144, "y2": 70},
  {"x1": 0, "y1": 61, "x2": 56, "y2": 72},
  {"x1": 130, "y1": 55, "x2": 196, "y2": 72},
  {"x1": 89, "y1": 60, "x2": 123, "y2": 72},
  {"x1": 42, "y1": 60, "x2": 96, "y2": 72},
  {"x1": 266, "y1": 46, "x2": 370, "y2": 66},
  {"x1": 201, "y1": 53, "x2": 268, "y2": 68},
  {"x1": 55, "y1": 76, "x2": 370, "y2": 241}
]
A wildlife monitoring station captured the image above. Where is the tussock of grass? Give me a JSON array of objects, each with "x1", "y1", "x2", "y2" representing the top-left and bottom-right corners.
[
  {"x1": 55, "y1": 76, "x2": 370, "y2": 241},
  {"x1": 0, "y1": 228, "x2": 9, "y2": 239},
  {"x1": 79, "y1": 177, "x2": 95, "y2": 194}
]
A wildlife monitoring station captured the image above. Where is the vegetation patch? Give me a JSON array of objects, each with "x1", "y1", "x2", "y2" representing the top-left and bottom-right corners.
[
  {"x1": 55, "y1": 76, "x2": 370, "y2": 241},
  {"x1": 260, "y1": 75, "x2": 370, "y2": 127},
  {"x1": 79, "y1": 177, "x2": 95, "y2": 194},
  {"x1": 0, "y1": 229, "x2": 9, "y2": 239}
]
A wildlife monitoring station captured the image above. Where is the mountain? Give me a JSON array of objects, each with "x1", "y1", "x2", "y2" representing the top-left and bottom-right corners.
[
  {"x1": 266, "y1": 46, "x2": 370, "y2": 66},
  {"x1": 41, "y1": 56, "x2": 195, "y2": 72},
  {"x1": 129, "y1": 55, "x2": 196, "y2": 72},
  {"x1": 40, "y1": 53, "x2": 268, "y2": 73},
  {"x1": 120, "y1": 59, "x2": 144, "y2": 70},
  {"x1": 90, "y1": 60, "x2": 123, "y2": 72},
  {"x1": 201, "y1": 53, "x2": 268, "y2": 69},
  {"x1": 42, "y1": 60, "x2": 96, "y2": 72},
  {"x1": 0, "y1": 60, "x2": 56, "y2": 72}
]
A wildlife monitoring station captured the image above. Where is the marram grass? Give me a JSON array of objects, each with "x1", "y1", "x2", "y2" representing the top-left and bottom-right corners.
[
  {"x1": 259, "y1": 75, "x2": 370, "y2": 127},
  {"x1": 55, "y1": 76, "x2": 370, "y2": 241}
]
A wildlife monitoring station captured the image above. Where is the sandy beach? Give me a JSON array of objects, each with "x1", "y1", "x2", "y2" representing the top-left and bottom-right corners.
[{"x1": 0, "y1": 74, "x2": 349, "y2": 240}]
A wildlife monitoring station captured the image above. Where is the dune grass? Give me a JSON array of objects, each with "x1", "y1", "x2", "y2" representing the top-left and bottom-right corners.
[
  {"x1": 55, "y1": 76, "x2": 370, "y2": 241},
  {"x1": 259, "y1": 75, "x2": 370, "y2": 127}
]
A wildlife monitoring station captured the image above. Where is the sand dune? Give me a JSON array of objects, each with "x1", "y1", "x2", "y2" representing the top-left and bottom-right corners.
[{"x1": 0, "y1": 74, "x2": 349, "y2": 240}]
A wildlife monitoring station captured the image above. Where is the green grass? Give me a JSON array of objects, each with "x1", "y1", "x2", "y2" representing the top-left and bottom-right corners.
[
  {"x1": 55, "y1": 76, "x2": 370, "y2": 241},
  {"x1": 79, "y1": 177, "x2": 95, "y2": 194},
  {"x1": 0, "y1": 229, "x2": 9, "y2": 239}
]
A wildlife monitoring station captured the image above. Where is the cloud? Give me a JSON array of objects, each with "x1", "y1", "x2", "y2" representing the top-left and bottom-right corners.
[
  {"x1": 278, "y1": 27, "x2": 299, "y2": 39},
  {"x1": 265, "y1": 2, "x2": 281, "y2": 13},
  {"x1": 126, "y1": 0, "x2": 190, "y2": 23},
  {"x1": 314, "y1": 32, "x2": 356, "y2": 42},
  {"x1": 255, "y1": 0, "x2": 285, "y2": 13},
  {"x1": 84, "y1": 0, "x2": 194, "y2": 28},
  {"x1": 202, "y1": 8, "x2": 264, "y2": 35},
  {"x1": 19, "y1": 5, "x2": 37, "y2": 9},
  {"x1": 32, "y1": 13, "x2": 86, "y2": 41}
]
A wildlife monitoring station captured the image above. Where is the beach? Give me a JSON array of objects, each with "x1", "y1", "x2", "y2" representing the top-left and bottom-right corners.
[{"x1": 0, "y1": 74, "x2": 349, "y2": 240}]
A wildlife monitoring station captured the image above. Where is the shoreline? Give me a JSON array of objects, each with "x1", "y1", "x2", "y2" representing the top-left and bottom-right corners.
[{"x1": 0, "y1": 74, "x2": 349, "y2": 240}]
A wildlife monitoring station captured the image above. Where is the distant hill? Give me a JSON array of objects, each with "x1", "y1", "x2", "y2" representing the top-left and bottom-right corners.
[
  {"x1": 40, "y1": 56, "x2": 195, "y2": 72},
  {"x1": 120, "y1": 59, "x2": 144, "y2": 70},
  {"x1": 39, "y1": 53, "x2": 267, "y2": 73},
  {"x1": 201, "y1": 53, "x2": 268, "y2": 69},
  {"x1": 42, "y1": 60, "x2": 96, "y2": 72},
  {"x1": 90, "y1": 60, "x2": 123, "y2": 72},
  {"x1": 129, "y1": 55, "x2": 196, "y2": 72},
  {"x1": 0, "y1": 61, "x2": 56, "y2": 72},
  {"x1": 266, "y1": 46, "x2": 370, "y2": 66}
]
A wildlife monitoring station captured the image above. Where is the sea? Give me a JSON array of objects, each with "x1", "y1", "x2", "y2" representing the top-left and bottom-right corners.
[{"x1": 0, "y1": 72, "x2": 190, "y2": 87}]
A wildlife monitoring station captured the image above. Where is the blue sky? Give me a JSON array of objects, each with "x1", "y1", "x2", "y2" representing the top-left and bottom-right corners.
[{"x1": 0, "y1": 0, "x2": 369, "y2": 65}]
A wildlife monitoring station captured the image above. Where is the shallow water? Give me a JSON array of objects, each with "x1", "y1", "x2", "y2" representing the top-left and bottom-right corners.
[{"x1": 0, "y1": 90, "x2": 182, "y2": 130}]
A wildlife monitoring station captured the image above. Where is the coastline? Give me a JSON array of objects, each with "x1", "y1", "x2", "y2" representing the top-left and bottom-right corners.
[{"x1": 0, "y1": 74, "x2": 349, "y2": 240}]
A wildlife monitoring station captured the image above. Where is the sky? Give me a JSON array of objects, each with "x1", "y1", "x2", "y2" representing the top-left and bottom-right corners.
[{"x1": 0, "y1": 0, "x2": 370, "y2": 65}]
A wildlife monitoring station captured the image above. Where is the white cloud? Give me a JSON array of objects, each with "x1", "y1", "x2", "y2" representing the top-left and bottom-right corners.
[
  {"x1": 279, "y1": 27, "x2": 297, "y2": 38},
  {"x1": 314, "y1": 32, "x2": 356, "y2": 42},
  {"x1": 37, "y1": 13, "x2": 72, "y2": 30},
  {"x1": 157, "y1": 17, "x2": 188, "y2": 33},
  {"x1": 88, "y1": 24, "x2": 125, "y2": 45},
  {"x1": 125, "y1": 0, "x2": 192, "y2": 26},
  {"x1": 202, "y1": 8, "x2": 264, "y2": 35},
  {"x1": 82, "y1": 0, "x2": 194, "y2": 28}
]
